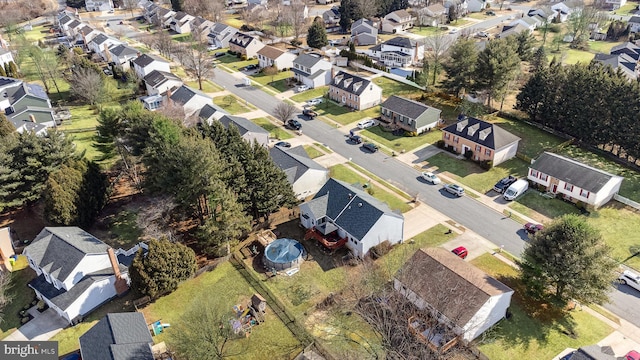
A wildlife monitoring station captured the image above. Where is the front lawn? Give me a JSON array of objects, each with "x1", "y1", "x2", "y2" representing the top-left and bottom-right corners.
[
  {"x1": 139, "y1": 261, "x2": 302, "y2": 358},
  {"x1": 215, "y1": 55, "x2": 259, "y2": 71},
  {"x1": 588, "y1": 205, "x2": 640, "y2": 271},
  {"x1": 185, "y1": 79, "x2": 223, "y2": 93},
  {"x1": 303, "y1": 145, "x2": 324, "y2": 159},
  {"x1": 362, "y1": 127, "x2": 441, "y2": 152},
  {"x1": 0, "y1": 267, "x2": 36, "y2": 340},
  {"x1": 213, "y1": 95, "x2": 256, "y2": 115},
  {"x1": 471, "y1": 254, "x2": 613, "y2": 360},
  {"x1": 424, "y1": 153, "x2": 530, "y2": 194},
  {"x1": 330, "y1": 164, "x2": 413, "y2": 213},
  {"x1": 371, "y1": 77, "x2": 422, "y2": 99},
  {"x1": 250, "y1": 70, "x2": 293, "y2": 93},
  {"x1": 315, "y1": 102, "x2": 380, "y2": 126},
  {"x1": 290, "y1": 87, "x2": 328, "y2": 103},
  {"x1": 613, "y1": 1, "x2": 639, "y2": 14},
  {"x1": 251, "y1": 117, "x2": 294, "y2": 140},
  {"x1": 410, "y1": 26, "x2": 448, "y2": 36},
  {"x1": 508, "y1": 190, "x2": 582, "y2": 221}
]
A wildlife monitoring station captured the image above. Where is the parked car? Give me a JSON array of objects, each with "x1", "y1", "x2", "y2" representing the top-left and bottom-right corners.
[
  {"x1": 625, "y1": 350, "x2": 640, "y2": 360},
  {"x1": 421, "y1": 172, "x2": 441, "y2": 184},
  {"x1": 619, "y1": 270, "x2": 640, "y2": 292},
  {"x1": 286, "y1": 119, "x2": 302, "y2": 130},
  {"x1": 297, "y1": 85, "x2": 309, "y2": 92},
  {"x1": 486, "y1": 10, "x2": 496, "y2": 15},
  {"x1": 207, "y1": 45, "x2": 219, "y2": 51},
  {"x1": 449, "y1": 28, "x2": 460, "y2": 34},
  {"x1": 523, "y1": 222, "x2": 543, "y2": 235},
  {"x1": 303, "y1": 109, "x2": 317, "y2": 119},
  {"x1": 243, "y1": 64, "x2": 258, "y2": 71},
  {"x1": 306, "y1": 98, "x2": 323, "y2": 106},
  {"x1": 493, "y1": 175, "x2": 517, "y2": 193},
  {"x1": 475, "y1": 31, "x2": 489, "y2": 38},
  {"x1": 451, "y1": 246, "x2": 468, "y2": 259},
  {"x1": 348, "y1": 134, "x2": 362, "y2": 144},
  {"x1": 443, "y1": 183, "x2": 465, "y2": 197},
  {"x1": 103, "y1": 68, "x2": 113, "y2": 76},
  {"x1": 274, "y1": 141, "x2": 291, "y2": 148},
  {"x1": 503, "y1": 179, "x2": 528, "y2": 201},
  {"x1": 362, "y1": 142, "x2": 378, "y2": 152},
  {"x1": 357, "y1": 119, "x2": 375, "y2": 129}
]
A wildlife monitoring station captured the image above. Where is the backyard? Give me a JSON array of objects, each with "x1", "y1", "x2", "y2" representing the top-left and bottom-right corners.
[
  {"x1": 410, "y1": 26, "x2": 448, "y2": 36},
  {"x1": 485, "y1": 115, "x2": 566, "y2": 159},
  {"x1": 371, "y1": 77, "x2": 421, "y2": 99},
  {"x1": 0, "y1": 257, "x2": 35, "y2": 340},
  {"x1": 251, "y1": 117, "x2": 294, "y2": 140}
]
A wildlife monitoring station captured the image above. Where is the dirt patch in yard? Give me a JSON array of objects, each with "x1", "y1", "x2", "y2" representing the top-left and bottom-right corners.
[{"x1": 0, "y1": 202, "x2": 48, "y2": 246}]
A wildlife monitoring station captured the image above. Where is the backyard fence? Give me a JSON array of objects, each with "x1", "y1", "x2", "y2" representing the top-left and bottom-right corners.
[
  {"x1": 352, "y1": 62, "x2": 426, "y2": 91},
  {"x1": 614, "y1": 194, "x2": 640, "y2": 211}
]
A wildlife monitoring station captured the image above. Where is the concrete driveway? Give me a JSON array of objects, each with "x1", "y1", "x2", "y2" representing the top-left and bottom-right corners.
[{"x1": 4, "y1": 308, "x2": 68, "y2": 341}]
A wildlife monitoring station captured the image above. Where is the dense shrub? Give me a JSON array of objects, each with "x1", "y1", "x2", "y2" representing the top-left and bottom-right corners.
[
  {"x1": 479, "y1": 160, "x2": 493, "y2": 170},
  {"x1": 436, "y1": 140, "x2": 445, "y2": 149},
  {"x1": 369, "y1": 240, "x2": 392, "y2": 259}
]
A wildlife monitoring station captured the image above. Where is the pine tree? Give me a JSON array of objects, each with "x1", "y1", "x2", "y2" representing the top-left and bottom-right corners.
[
  {"x1": 474, "y1": 38, "x2": 520, "y2": 108},
  {"x1": 442, "y1": 38, "x2": 478, "y2": 97},
  {"x1": 8, "y1": 62, "x2": 18, "y2": 78},
  {"x1": 170, "y1": 0, "x2": 184, "y2": 11},
  {"x1": 307, "y1": 17, "x2": 328, "y2": 49},
  {"x1": 515, "y1": 31, "x2": 536, "y2": 61},
  {"x1": 43, "y1": 161, "x2": 84, "y2": 225},
  {"x1": 0, "y1": 65, "x2": 6, "y2": 77},
  {"x1": 0, "y1": 113, "x2": 14, "y2": 136},
  {"x1": 4, "y1": 63, "x2": 11, "y2": 78}
]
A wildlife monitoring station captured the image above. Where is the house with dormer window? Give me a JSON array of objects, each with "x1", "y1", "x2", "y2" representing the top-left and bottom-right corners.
[
  {"x1": 329, "y1": 71, "x2": 382, "y2": 110},
  {"x1": 23, "y1": 227, "x2": 129, "y2": 324},
  {"x1": 299, "y1": 178, "x2": 404, "y2": 258},
  {"x1": 292, "y1": 53, "x2": 333, "y2": 89},
  {"x1": 527, "y1": 152, "x2": 623, "y2": 209},
  {"x1": 441, "y1": 115, "x2": 520, "y2": 166},
  {"x1": 381, "y1": 10, "x2": 415, "y2": 33},
  {"x1": 229, "y1": 33, "x2": 264, "y2": 59},
  {"x1": 370, "y1": 37, "x2": 424, "y2": 68}
]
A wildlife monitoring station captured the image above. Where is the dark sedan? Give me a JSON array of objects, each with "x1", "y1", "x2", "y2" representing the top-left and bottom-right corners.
[{"x1": 362, "y1": 142, "x2": 378, "y2": 152}]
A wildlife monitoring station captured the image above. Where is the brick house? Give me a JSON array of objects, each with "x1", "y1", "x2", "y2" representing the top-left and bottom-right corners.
[{"x1": 328, "y1": 71, "x2": 382, "y2": 110}]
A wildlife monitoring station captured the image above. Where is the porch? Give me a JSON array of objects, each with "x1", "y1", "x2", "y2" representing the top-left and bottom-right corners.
[
  {"x1": 408, "y1": 314, "x2": 459, "y2": 353},
  {"x1": 304, "y1": 223, "x2": 348, "y2": 251}
]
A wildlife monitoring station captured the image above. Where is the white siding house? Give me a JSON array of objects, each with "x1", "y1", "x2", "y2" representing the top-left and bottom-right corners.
[
  {"x1": 218, "y1": 115, "x2": 269, "y2": 147},
  {"x1": 257, "y1": 46, "x2": 296, "y2": 70},
  {"x1": 292, "y1": 53, "x2": 333, "y2": 89},
  {"x1": 169, "y1": 85, "x2": 212, "y2": 117},
  {"x1": 133, "y1": 54, "x2": 171, "y2": 79},
  {"x1": 270, "y1": 146, "x2": 329, "y2": 199},
  {"x1": 143, "y1": 70, "x2": 183, "y2": 96}
]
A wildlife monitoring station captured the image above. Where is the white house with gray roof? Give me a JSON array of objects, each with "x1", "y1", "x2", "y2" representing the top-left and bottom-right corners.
[
  {"x1": 144, "y1": 70, "x2": 183, "y2": 96},
  {"x1": 109, "y1": 44, "x2": 140, "y2": 70},
  {"x1": 170, "y1": 11, "x2": 195, "y2": 34},
  {"x1": 380, "y1": 95, "x2": 441, "y2": 134},
  {"x1": 80, "y1": 313, "x2": 154, "y2": 360},
  {"x1": 292, "y1": 53, "x2": 333, "y2": 89},
  {"x1": 527, "y1": 152, "x2": 623, "y2": 209},
  {"x1": 0, "y1": 78, "x2": 56, "y2": 134},
  {"x1": 85, "y1": 0, "x2": 114, "y2": 12},
  {"x1": 270, "y1": 146, "x2": 329, "y2": 199},
  {"x1": 198, "y1": 103, "x2": 228, "y2": 124},
  {"x1": 133, "y1": 54, "x2": 171, "y2": 79},
  {"x1": 88, "y1": 33, "x2": 124, "y2": 62},
  {"x1": 370, "y1": 37, "x2": 424, "y2": 67},
  {"x1": 218, "y1": 115, "x2": 269, "y2": 147},
  {"x1": 299, "y1": 178, "x2": 404, "y2": 257},
  {"x1": 381, "y1": 10, "x2": 415, "y2": 33},
  {"x1": 23, "y1": 227, "x2": 129, "y2": 324},
  {"x1": 208, "y1": 23, "x2": 239, "y2": 48},
  {"x1": 169, "y1": 85, "x2": 212, "y2": 118},
  {"x1": 351, "y1": 18, "x2": 378, "y2": 46}
]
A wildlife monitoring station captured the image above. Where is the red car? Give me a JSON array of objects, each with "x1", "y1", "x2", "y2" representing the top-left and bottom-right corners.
[
  {"x1": 626, "y1": 350, "x2": 640, "y2": 360},
  {"x1": 451, "y1": 246, "x2": 468, "y2": 259},
  {"x1": 523, "y1": 222, "x2": 544, "y2": 234}
]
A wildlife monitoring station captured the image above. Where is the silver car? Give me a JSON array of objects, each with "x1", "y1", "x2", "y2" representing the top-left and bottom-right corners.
[{"x1": 444, "y1": 183, "x2": 465, "y2": 197}]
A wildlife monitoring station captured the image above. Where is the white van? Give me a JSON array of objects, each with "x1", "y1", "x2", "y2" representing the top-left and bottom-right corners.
[{"x1": 503, "y1": 179, "x2": 528, "y2": 201}]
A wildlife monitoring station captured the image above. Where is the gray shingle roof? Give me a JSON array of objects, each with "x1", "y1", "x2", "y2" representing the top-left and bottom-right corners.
[
  {"x1": 133, "y1": 54, "x2": 168, "y2": 68},
  {"x1": 143, "y1": 70, "x2": 182, "y2": 88},
  {"x1": 331, "y1": 71, "x2": 376, "y2": 96},
  {"x1": 110, "y1": 44, "x2": 139, "y2": 57},
  {"x1": 269, "y1": 146, "x2": 327, "y2": 184},
  {"x1": 90, "y1": 33, "x2": 109, "y2": 45},
  {"x1": 198, "y1": 103, "x2": 227, "y2": 120},
  {"x1": 80, "y1": 313, "x2": 154, "y2": 360},
  {"x1": 304, "y1": 178, "x2": 402, "y2": 240},
  {"x1": 384, "y1": 36, "x2": 418, "y2": 48},
  {"x1": 169, "y1": 85, "x2": 209, "y2": 106},
  {"x1": 529, "y1": 152, "x2": 620, "y2": 193},
  {"x1": 293, "y1": 53, "x2": 325, "y2": 69},
  {"x1": 442, "y1": 115, "x2": 520, "y2": 150},
  {"x1": 381, "y1": 95, "x2": 441, "y2": 121},
  {"x1": 229, "y1": 33, "x2": 258, "y2": 48},
  {"x1": 219, "y1": 115, "x2": 268, "y2": 136},
  {"x1": 25, "y1": 227, "x2": 111, "y2": 283}
]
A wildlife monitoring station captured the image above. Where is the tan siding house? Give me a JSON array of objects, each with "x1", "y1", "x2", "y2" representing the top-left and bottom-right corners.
[
  {"x1": 229, "y1": 33, "x2": 264, "y2": 59},
  {"x1": 329, "y1": 71, "x2": 382, "y2": 110}
]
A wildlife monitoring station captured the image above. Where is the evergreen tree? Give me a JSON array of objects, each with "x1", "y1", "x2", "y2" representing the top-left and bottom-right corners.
[
  {"x1": 389, "y1": 0, "x2": 408, "y2": 12},
  {"x1": 442, "y1": 38, "x2": 478, "y2": 96},
  {"x1": 4, "y1": 63, "x2": 11, "y2": 78},
  {"x1": 0, "y1": 113, "x2": 14, "y2": 137},
  {"x1": 0, "y1": 65, "x2": 6, "y2": 77},
  {"x1": 43, "y1": 161, "x2": 84, "y2": 225},
  {"x1": 0, "y1": 136, "x2": 18, "y2": 212},
  {"x1": 515, "y1": 31, "x2": 536, "y2": 61},
  {"x1": 170, "y1": 0, "x2": 184, "y2": 12},
  {"x1": 530, "y1": 46, "x2": 548, "y2": 73},
  {"x1": 307, "y1": 17, "x2": 328, "y2": 49},
  {"x1": 76, "y1": 161, "x2": 109, "y2": 227},
  {"x1": 474, "y1": 38, "x2": 520, "y2": 108},
  {"x1": 8, "y1": 62, "x2": 17, "y2": 78},
  {"x1": 339, "y1": 0, "x2": 355, "y2": 32},
  {"x1": 130, "y1": 238, "x2": 197, "y2": 299},
  {"x1": 94, "y1": 107, "x2": 124, "y2": 159}
]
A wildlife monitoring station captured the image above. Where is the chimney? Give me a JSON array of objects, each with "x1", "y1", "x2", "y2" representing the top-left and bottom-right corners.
[
  {"x1": 29, "y1": 114, "x2": 36, "y2": 122},
  {"x1": 107, "y1": 248, "x2": 128, "y2": 296},
  {"x1": 104, "y1": 43, "x2": 112, "y2": 63}
]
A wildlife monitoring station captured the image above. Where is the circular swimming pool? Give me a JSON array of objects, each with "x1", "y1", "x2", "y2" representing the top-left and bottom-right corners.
[{"x1": 263, "y1": 238, "x2": 305, "y2": 271}]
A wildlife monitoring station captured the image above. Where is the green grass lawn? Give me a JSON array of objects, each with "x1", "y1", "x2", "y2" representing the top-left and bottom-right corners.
[
  {"x1": 251, "y1": 117, "x2": 294, "y2": 140},
  {"x1": 139, "y1": 261, "x2": 302, "y2": 359},
  {"x1": 171, "y1": 33, "x2": 191, "y2": 42},
  {"x1": 213, "y1": 95, "x2": 256, "y2": 115},
  {"x1": 215, "y1": 55, "x2": 259, "y2": 71},
  {"x1": 103, "y1": 210, "x2": 143, "y2": 249},
  {"x1": 58, "y1": 105, "x2": 104, "y2": 162},
  {"x1": 315, "y1": 102, "x2": 380, "y2": 126},
  {"x1": 471, "y1": 254, "x2": 613, "y2": 360},
  {"x1": 330, "y1": 164, "x2": 412, "y2": 213},
  {"x1": 613, "y1": 1, "x2": 639, "y2": 14},
  {"x1": 314, "y1": 143, "x2": 333, "y2": 154},
  {"x1": 224, "y1": 17, "x2": 245, "y2": 28},
  {"x1": 486, "y1": 115, "x2": 565, "y2": 159},
  {"x1": 362, "y1": 127, "x2": 441, "y2": 152},
  {"x1": 410, "y1": 26, "x2": 447, "y2": 36},
  {"x1": 303, "y1": 145, "x2": 324, "y2": 159},
  {"x1": 22, "y1": 25, "x2": 51, "y2": 42},
  {"x1": 371, "y1": 77, "x2": 422, "y2": 99},
  {"x1": 546, "y1": 40, "x2": 624, "y2": 65},
  {"x1": 467, "y1": 12, "x2": 492, "y2": 20},
  {"x1": 290, "y1": 87, "x2": 328, "y2": 103},
  {"x1": 0, "y1": 266, "x2": 36, "y2": 340},
  {"x1": 588, "y1": 205, "x2": 640, "y2": 271},
  {"x1": 185, "y1": 79, "x2": 223, "y2": 93},
  {"x1": 424, "y1": 153, "x2": 530, "y2": 194},
  {"x1": 509, "y1": 190, "x2": 582, "y2": 221},
  {"x1": 250, "y1": 70, "x2": 293, "y2": 93}
]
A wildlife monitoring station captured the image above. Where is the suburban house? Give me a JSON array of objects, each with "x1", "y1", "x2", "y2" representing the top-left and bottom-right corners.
[
  {"x1": 88, "y1": 33, "x2": 123, "y2": 62},
  {"x1": 323, "y1": 6, "x2": 341, "y2": 25},
  {"x1": 23, "y1": 227, "x2": 129, "y2": 324},
  {"x1": 351, "y1": 18, "x2": 378, "y2": 46},
  {"x1": 292, "y1": 53, "x2": 333, "y2": 89},
  {"x1": 108, "y1": 44, "x2": 140, "y2": 70},
  {"x1": 77, "y1": 25, "x2": 100, "y2": 45},
  {"x1": 467, "y1": 0, "x2": 487, "y2": 13},
  {"x1": 328, "y1": 71, "x2": 382, "y2": 110},
  {"x1": 551, "y1": 2, "x2": 572, "y2": 22},
  {"x1": 142, "y1": 1, "x2": 158, "y2": 24},
  {"x1": 380, "y1": 95, "x2": 442, "y2": 134},
  {"x1": 496, "y1": 23, "x2": 531, "y2": 39},
  {"x1": 170, "y1": 11, "x2": 195, "y2": 34},
  {"x1": 66, "y1": 20, "x2": 84, "y2": 38},
  {"x1": 269, "y1": 146, "x2": 329, "y2": 199},
  {"x1": 527, "y1": 152, "x2": 624, "y2": 209},
  {"x1": 218, "y1": 115, "x2": 269, "y2": 147},
  {"x1": 606, "y1": 0, "x2": 626, "y2": 10},
  {"x1": 370, "y1": 37, "x2": 424, "y2": 68},
  {"x1": 257, "y1": 46, "x2": 296, "y2": 70},
  {"x1": 143, "y1": 70, "x2": 183, "y2": 96},
  {"x1": 169, "y1": 85, "x2": 212, "y2": 118},
  {"x1": 191, "y1": 16, "x2": 215, "y2": 35},
  {"x1": 198, "y1": 103, "x2": 228, "y2": 124},
  {"x1": 0, "y1": 227, "x2": 15, "y2": 272},
  {"x1": 155, "y1": 7, "x2": 177, "y2": 28},
  {"x1": 299, "y1": 178, "x2": 404, "y2": 257},
  {"x1": 85, "y1": 0, "x2": 114, "y2": 12},
  {"x1": 417, "y1": 4, "x2": 447, "y2": 27},
  {"x1": 593, "y1": 42, "x2": 640, "y2": 80},
  {"x1": 444, "y1": 0, "x2": 469, "y2": 17},
  {"x1": 395, "y1": 248, "x2": 513, "y2": 343},
  {"x1": 1, "y1": 79, "x2": 56, "y2": 134},
  {"x1": 208, "y1": 23, "x2": 239, "y2": 48},
  {"x1": 629, "y1": 16, "x2": 640, "y2": 33},
  {"x1": 0, "y1": 49, "x2": 14, "y2": 69},
  {"x1": 228, "y1": 33, "x2": 264, "y2": 59},
  {"x1": 133, "y1": 54, "x2": 171, "y2": 79},
  {"x1": 58, "y1": 14, "x2": 76, "y2": 33},
  {"x1": 527, "y1": 8, "x2": 556, "y2": 22},
  {"x1": 441, "y1": 115, "x2": 521, "y2": 166},
  {"x1": 381, "y1": 10, "x2": 415, "y2": 33},
  {"x1": 508, "y1": 16, "x2": 541, "y2": 31},
  {"x1": 79, "y1": 313, "x2": 154, "y2": 360}
]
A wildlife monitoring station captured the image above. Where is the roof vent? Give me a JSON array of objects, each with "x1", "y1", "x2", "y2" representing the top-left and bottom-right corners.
[
  {"x1": 348, "y1": 193, "x2": 352, "y2": 199},
  {"x1": 358, "y1": 203, "x2": 363, "y2": 207}
]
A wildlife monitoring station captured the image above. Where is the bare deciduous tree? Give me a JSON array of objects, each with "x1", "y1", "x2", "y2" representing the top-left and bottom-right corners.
[
  {"x1": 68, "y1": 67, "x2": 104, "y2": 106},
  {"x1": 153, "y1": 30, "x2": 175, "y2": 58},
  {"x1": 178, "y1": 30, "x2": 216, "y2": 91},
  {"x1": 273, "y1": 102, "x2": 296, "y2": 123},
  {"x1": 287, "y1": 1, "x2": 309, "y2": 42},
  {"x1": 184, "y1": 0, "x2": 224, "y2": 21},
  {"x1": 424, "y1": 32, "x2": 453, "y2": 86},
  {"x1": 0, "y1": 271, "x2": 12, "y2": 325},
  {"x1": 136, "y1": 195, "x2": 178, "y2": 241},
  {"x1": 567, "y1": 4, "x2": 606, "y2": 49},
  {"x1": 121, "y1": 0, "x2": 139, "y2": 17}
]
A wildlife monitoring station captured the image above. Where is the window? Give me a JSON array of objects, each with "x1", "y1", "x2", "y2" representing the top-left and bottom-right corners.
[
  {"x1": 453, "y1": 136, "x2": 459, "y2": 143},
  {"x1": 580, "y1": 189, "x2": 590, "y2": 198},
  {"x1": 565, "y1": 183, "x2": 574, "y2": 192},
  {"x1": 530, "y1": 169, "x2": 538, "y2": 178},
  {"x1": 475, "y1": 145, "x2": 481, "y2": 152},
  {"x1": 540, "y1": 174, "x2": 548, "y2": 181},
  {"x1": 444, "y1": 133, "x2": 450, "y2": 140},
  {"x1": 485, "y1": 149, "x2": 491, "y2": 156}
]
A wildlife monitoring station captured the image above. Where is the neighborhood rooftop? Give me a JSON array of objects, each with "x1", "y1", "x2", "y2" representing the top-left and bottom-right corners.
[
  {"x1": 530, "y1": 152, "x2": 621, "y2": 193},
  {"x1": 79, "y1": 313, "x2": 154, "y2": 360},
  {"x1": 443, "y1": 115, "x2": 521, "y2": 150}
]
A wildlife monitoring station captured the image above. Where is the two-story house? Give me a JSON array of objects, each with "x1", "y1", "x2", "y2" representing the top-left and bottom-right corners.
[
  {"x1": 381, "y1": 10, "x2": 415, "y2": 34},
  {"x1": 444, "y1": 0, "x2": 469, "y2": 17},
  {"x1": 191, "y1": 17, "x2": 215, "y2": 35},
  {"x1": 3, "y1": 80, "x2": 57, "y2": 134},
  {"x1": 76, "y1": 25, "x2": 100, "y2": 45},
  {"x1": 270, "y1": 146, "x2": 329, "y2": 199},
  {"x1": 0, "y1": 49, "x2": 14, "y2": 70},
  {"x1": 23, "y1": 227, "x2": 129, "y2": 324},
  {"x1": 133, "y1": 54, "x2": 171, "y2": 79},
  {"x1": 229, "y1": 33, "x2": 264, "y2": 59},
  {"x1": 441, "y1": 115, "x2": 520, "y2": 166},
  {"x1": 380, "y1": 95, "x2": 441, "y2": 134},
  {"x1": 299, "y1": 178, "x2": 404, "y2": 258},
  {"x1": 208, "y1": 23, "x2": 239, "y2": 48},
  {"x1": 370, "y1": 37, "x2": 424, "y2": 68},
  {"x1": 606, "y1": 0, "x2": 626, "y2": 10},
  {"x1": 527, "y1": 8, "x2": 556, "y2": 22},
  {"x1": 218, "y1": 115, "x2": 269, "y2": 147},
  {"x1": 143, "y1": 70, "x2": 183, "y2": 96},
  {"x1": 467, "y1": 0, "x2": 487, "y2": 13},
  {"x1": 169, "y1": 85, "x2": 212, "y2": 117},
  {"x1": 170, "y1": 11, "x2": 196, "y2": 34},
  {"x1": 528, "y1": 152, "x2": 623, "y2": 209},
  {"x1": 108, "y1": 44, "x2": 140, "y2": 71},
  {"x1": 629, "y1": 16, "x2": 640, "y2": 33},
  {"x1": 593, "y1": 42, "x2": 640, "y2": 80},
  {"x1": 88, "y1": 33, "x2": 124, "y2": 62},
  {"x1": 85, "y1": 0, "x2": 114, "y2": 12},
  {"x1": 551, "y1": 2, "x2": 572, "y2": 22},
  {"x1": 292, "y1": 53, "x2": 333, "y2": 89},
  {"x1": 350, "y1": 18, "x2": 378, "y2": 46},
  {"x1": 323, "y1": 6, "x2": 340, "y2": 25},
  {"x1": 155, "y1": 7, "x2": 177, "y2": 28},
  {"x1": 418, "y1": 4, "x2": 447, "y2": 27},
  {"x1": 80, "y1": 313, "x2": 154, "y2": 360},
  {"x1": 142, "y1": 1, "x2": 158, "y2": 24},
  {"x1": 257, "y1": 45, "x2": 296, "y2": 70},
  {"x1": 329, "y1": 71, "x2": 382, "y2": 110}
]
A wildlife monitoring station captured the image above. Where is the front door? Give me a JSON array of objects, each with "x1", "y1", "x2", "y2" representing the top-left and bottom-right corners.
[{"x1": 552, "y1": 184, "x2": 558, "y2": 193}]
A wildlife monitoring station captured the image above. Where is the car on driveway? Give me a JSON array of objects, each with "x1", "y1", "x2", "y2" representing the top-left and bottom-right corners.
[
  {"x1": 451, "y1": 246, "x2": 468, "y2": 259},
  {"x1": 421, "y1": 172, "x2": 441, "y2": 184},
  {"x1": 493, "y1": 175, "x2": 517, "y2": 193},
  {"x1": 486, "y1": 10, "x2": 496, "y2": 15},
  {"x1": 523, "y1": 222, "x2": 543, "y2": 235},
  {"x1": 619, "y1": 270, "x2": 640, "y2": 292},
  {"x1": 362, "y1": 142, "x2": 378, "y2": 152},
  {"x1": 348, "y1": 134, "x2": 362, "y2": 144},
  {"x1": 449, "y1": 28, "x2": 460, "y2": 34},
  {"x1": 274, "y1": 141, "x2": 291, "y2": 148},
  {"x1": 286, "y1": 119, "x2": 302, "y2": 130},
  {"x1": 475, "y1": 31, "x2": 490, "y2": 38},
  {"x1": 625, "y1": 350, "x2": 640, "y2": 360},
  {"x1": 357, "y1": 119, "x2": 375, "y2": 129},
  {"x1": 243, "y1": 64, "x2": 258, "y2": 71},
  {"x1": 306, "y1": 98, "x2": 323, "y2": 106},
  {"x1": 443, "y1": 183, "x2": 465, "y2": 197},
  {"x1": 297, "y1": 85, "x2": 309, "y2": 92},
  {"x1": 302, "y1": 109, "x2": 317, "y2": 119},
  {"x1": 103, "y1": 68, "x2": 113, "y2": 76}
]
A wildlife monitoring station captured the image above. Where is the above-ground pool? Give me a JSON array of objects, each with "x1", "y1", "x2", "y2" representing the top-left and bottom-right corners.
[{"x1": 263, "y1": 238, "x2": 305, "y2": 271}]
